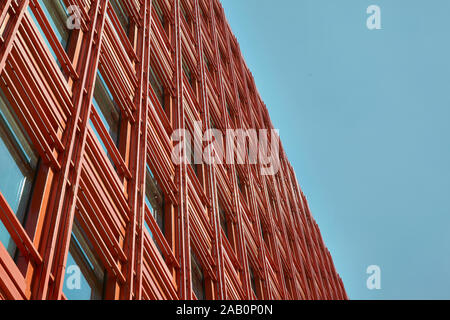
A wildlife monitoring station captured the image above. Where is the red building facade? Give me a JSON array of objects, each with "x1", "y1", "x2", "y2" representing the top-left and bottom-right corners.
[{"x1": 0, "y1": 0, "x2": 346, "y2": 300}]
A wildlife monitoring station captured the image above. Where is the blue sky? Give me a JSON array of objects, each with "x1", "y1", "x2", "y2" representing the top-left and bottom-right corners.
[{"x1": 221, "y1": 0, "x2": 450, "y2": 299}]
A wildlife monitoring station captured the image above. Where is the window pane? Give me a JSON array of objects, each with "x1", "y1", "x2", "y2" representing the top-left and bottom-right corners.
[
  {"x1": 92, "y1": 72, "x2": 121, "y2": 148},
  {"x1": 110, "y1": 0, "x2": 129, "y2": 34},
  {"x1": 38, "y1": 0, "x2": 70, "y2": 49},
  {"x1": 219, "y1": 202, "x2": 228, "y2": 239},
  {"x1": 63, "y1": 251, "x2": 93, "y2": 300},
  {"x1": 145, "y1": 165, "x2": 164, "y2": 233},
  {"x1": 149, "y1": 65, "x2": 165, "y2": 109},
  {"x1": 63, "y1": 224, "x2": 105, "y2": 300},
  {"x1": 191, "y1": 251, "x2": 205, "y2": 300},
  {"x1": 0, "y1": 89, "x2": 37, "y2": 257}
]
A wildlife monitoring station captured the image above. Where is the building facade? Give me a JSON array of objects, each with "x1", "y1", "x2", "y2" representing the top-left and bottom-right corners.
[{"x1": 0, "y1": 0, "x2": 346, "y2": 300}]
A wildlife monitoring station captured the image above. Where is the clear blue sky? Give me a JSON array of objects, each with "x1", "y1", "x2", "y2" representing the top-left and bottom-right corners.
[{"x1": 221, "y1": 0, "x2": 450, "y2": 299}]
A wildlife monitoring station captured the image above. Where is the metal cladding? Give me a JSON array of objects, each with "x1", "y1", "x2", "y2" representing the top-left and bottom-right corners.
[{"x1": 0, "y1": 0, "x2": 346, "y2": 300}]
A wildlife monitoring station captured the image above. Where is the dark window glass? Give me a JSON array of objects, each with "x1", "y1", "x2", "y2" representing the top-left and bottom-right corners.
[
  {"x1": 149, "y1": 64, "x2": 165, "y2": 110},
  {"x1": 191, "y1": 251, "x2": 205, "y2": 300},
  {"x1": 249, "y1": 265, "x2": 258, "y2": 298},
  {"x1": 28, "y1": 0, "x2": 70, "y2": 71},
  {"x1": 183, "y1": 60, "x2": 193, "y2": 88},
  {"x1": 63, "y1": 223, "x2": 105, "y2": 300},
  {"x1": 110, "y1": 0, "x2": 130, "y2": 35},
  {"x1": 91, "y1": 71, "x2": 121, "y2": 156},
  {"x1": 0, "y1": 89, "x2": 38, "y2": 257},
  {"x1": 153, "y1": 0, "x2": 165, "y2": 28},
  {"x1": 145, "y1": 165, "x2": 165, "y2": 235},
  {"x1": 218, "y1": 202, "x2": 228, "y2": 240}
]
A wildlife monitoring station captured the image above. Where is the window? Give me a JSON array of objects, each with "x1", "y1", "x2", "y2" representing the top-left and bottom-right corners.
[
  {"x1": 63, "y1": 222, "x2": 106, "y2": 300},
  {"x1": 204, "y1": 54, "x2": 212, "y2": 74},
  {"x1": 249, "y1": 265, "x2": 259, "y2": 299},
  {"x1": 28, "y1": 0, "x2": 71, "y2": 69},
  {"x1": 153, "y1": 0, "x2": 167, "y2": 34},
  {"x1": 191, "y1": 251, "x2": 205, "y2": 300},
  {"x1": 109, "y1": 0, "x2": 130, "y2": 35},
  {"x1": 218, "y1": 201, "x2": 228, "y2": 240},
  {"x1": 91, "y1": 71, "x2": 121, "y2": 155},
  {"x1": 149, "y1": 64, "x2": 165, "y2": 110},
  {"x1": 183, "y1": 59, "x2": 194, "y2": 88},
  {"x1": 0, "y1": 89, "x2": 38, "y2": 257},
  {"x1": 145, "y1": 164, "x2": 165, "y2": 235},
  {"x1": 236, "y1": 171, "x2": 244, "y2": 196},
  {"x1": 37, "y1": 0, "x2": 71, "y2": 49}
]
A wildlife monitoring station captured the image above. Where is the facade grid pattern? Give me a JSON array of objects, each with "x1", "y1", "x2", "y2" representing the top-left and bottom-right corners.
[{"x1": 0, "y1": 0, "x2": 347, "y2": 300}]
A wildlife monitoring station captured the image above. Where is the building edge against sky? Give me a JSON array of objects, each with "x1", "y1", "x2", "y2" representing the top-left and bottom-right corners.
[{"x1": 0, "y1": 0, "x2": 346, "y2": 299}]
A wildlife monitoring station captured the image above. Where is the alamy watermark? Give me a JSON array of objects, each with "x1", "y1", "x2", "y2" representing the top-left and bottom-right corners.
[
  {"x1": 366, "y1": 265, "x2": 381, "y2": 290},
  {"x1": 367, "y1": 5, "x2": 382, "y2": 30},
  {"x1": 171, "y1": 121, "x2": 281, "y2": 176}
]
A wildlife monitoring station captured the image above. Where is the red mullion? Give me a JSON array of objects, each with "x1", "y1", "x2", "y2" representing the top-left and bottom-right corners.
[
  {"x1": 9, "y1": 38, "x2": 67, "y2": 136},
  {"x1": 0, "y1": 0, "x2": 29, "y2": 75},
  {"x1": 147, "y1": 84, "x2": 173, "y2": 136},
  {"x1": 106, "y1": 4, "x2": 139, "y2": 62},
  {"x1": 222, "y1": 251, "x2": 245, "y2": 299},
  {"x1": 146, "y1": 97, "x2": 173, "y2": 156},
  {"x1": 75, "y1": 200, "x2": 127, "y2": 283},
  {"x1": 188, "y1": 187, "x2": 214, "y2": 240},
  {"x1": 103, "y1": 19, "x2": 139, "y2": 89},
  {"x1": 275, "y1": 167, "x2": 303, "y2": 299},
  {"x1": 77, "y1": 186, "x2": 127, "y2": 262},
  {"x1": 90, "y1": 106, "x2": 132, "y2": 178},
  {"x1": 0, "y1": 70, "x2": 61, "y2": 170},
  {"x1": 18, "y1": 21, "x2": 73, "y2": 120},
  {"x1": 187, "y1": 165, "x2": 208, "y2": 204},
  {"x1": 0, "y1": 0, "x2": 14, "y2": 25},
  {"x1": 309, "y1": 221, "x2": 334, "y2": 300},
  {"x1": 121, "y1": 0, "x2": 141, "y2": 26},
  {"x1": 0, "y1": 193, "x2": 43, "y2": 265},
  {"x1": 141, "y1": 236, "x2": 177, "y2": 299},
  {"x1": 183, "y1": 74, "x2": 200, "y2": 113},
  {"x1": 34, "y1": 0, "x2": 108, "y2": 300},
  {"x1": 143, "y1": 206, "x2": 179, "y2": 268},
  {"x1": 189, "y1": 228, "x2": 216, "y2": 282},
  {"x1": 9, "y1": 46, "x2": 65, "y2": 151},
  {"x1": 150, "y1": 30, "x2": 175, "y2": 86},
  {"x1": 150, "y1": 51, "x2": 174, "y2": 99},
  {"x1": 181, "y1": 43, "x2": 197, "y2": 88},
  {"x1": 145, "y1": 133, "x2": 178, "y2": 202},
  {"x1": 29, "y1": 0, "x2": 78, "y2": 79},
  {"x1": 79, "y1": 166, "x2": 127, "y2": 243},
  {"x1": 180, "y1": 18, "x2": 197, "y2": 61},
  {"x1": 98, "y1": 53, "x2": 136, "y2": 120},
  {"x1": 221, "y1": 229, "x2": 239, "y2": 267},
  {"x1": 84, "y1": 135, "x2": 132, "y2": 217},
  {"x1": 0, "y1": 243, "x2": 27, "y2": 300},
  {"x1": 151, "y1": 3, "x2": 172, "y2": 50}
]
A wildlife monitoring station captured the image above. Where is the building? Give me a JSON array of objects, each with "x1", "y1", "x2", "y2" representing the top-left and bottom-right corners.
[{"x1": 0, "y1": 0, "x2": 346, "y2": 300}]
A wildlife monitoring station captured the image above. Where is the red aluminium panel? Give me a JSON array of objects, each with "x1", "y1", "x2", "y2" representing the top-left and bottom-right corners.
[{"x1": 0, "y1": 0, "x2": 347, "y2": 300}]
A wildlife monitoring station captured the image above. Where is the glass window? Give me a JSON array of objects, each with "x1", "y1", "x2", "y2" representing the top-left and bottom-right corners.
[
  {"x1": 0, "y1": 89, "x2": 38, "y2": 257},
  {"x1": 145, "y1": 164, "x2": 165, "y2": 235},
  {"x1": 149, "y1": 64, "x2": 165, "y2": 110},
  {"x1": 249, "y1": 265, "x2": 258, "y2": 298},
  {"x1": 63, "y1": 222, "x2": 105, "y2": 300},
  {"x1": 38, "y1": 0, "x2": 70, "y2": 49},
  {"x1": 110, "y1": 0, "x2": 130, "y2": 35},
  {"x1": 153, "y1": 0, "x2": 165, "y2": 29},
  {"x1": 183, "y1": 60, "x2": 193, "y2": 88},
  {"x1": 218, "y1": 202, "x2": 228, "y2": 240},
  {"x1": 191, "y1": 251, "x2": 205, "y2": 300},
  {"x1": 91, "y1": 71, "x2": 121, "y2": 155},
  {"x1": 28, "y1": 0, "x2": 71, "y2": 72}
]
